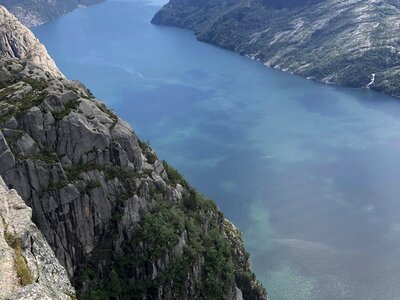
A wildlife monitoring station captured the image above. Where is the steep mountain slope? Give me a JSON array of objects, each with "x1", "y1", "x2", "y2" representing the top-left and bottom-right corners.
[
  {"x1": 0, "y1": 176, "x2": 75, "y2": 300},
  {"x1": 0, "y1": 6, "x2": 62, "y2": 78},
  {"x1": 153, "y1": 0, "x2": 400, "y2": 98},
  {"x1": 0, "y1": 0, "x2": 104, "y2": 27},
  {"x1": 0, "y1": 5, "x2": 267, "y2": 299}
]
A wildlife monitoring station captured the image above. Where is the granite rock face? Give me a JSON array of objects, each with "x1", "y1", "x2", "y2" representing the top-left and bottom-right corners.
[
  {"x1": 0, "y1": 6, "x2": 62, "y2": 78},
  {"x1": 153, "y1": 0, "x2": 400, "y2": 98},
  {"x1": 0, "y1": 176, "x2": 75, "y2": 300},
  {"x1": 0, "y1": 4, "x2": 267, "y2": 299},
  {"x1": 0, "y1": 52, "x2": 266, "y2": 300},
  {"x1": 0, "y1": 0, "x2": 104, "y2": 27}
]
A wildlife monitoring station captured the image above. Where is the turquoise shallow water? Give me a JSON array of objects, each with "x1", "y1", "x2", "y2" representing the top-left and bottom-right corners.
[{"x1": 34, "y1": 1, "x2": 400, "y2": 298}]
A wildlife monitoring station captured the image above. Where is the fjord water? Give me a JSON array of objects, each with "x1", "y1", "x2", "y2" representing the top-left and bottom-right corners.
[{"x1": 34, "y1": 0, "x2": 400, "y2": 299}]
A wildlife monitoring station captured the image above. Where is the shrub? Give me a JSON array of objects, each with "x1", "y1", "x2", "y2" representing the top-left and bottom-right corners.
[
  {"x1": 162, "y1": 161, "x2": 189, "y2": 188},
  {"x1": 52, "y1": 99, "x2": 81, "y2": 120}
]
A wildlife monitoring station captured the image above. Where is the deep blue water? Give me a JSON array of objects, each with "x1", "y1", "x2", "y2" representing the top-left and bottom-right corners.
[{"x1": 34, "y1": 1, "x2": 400, "y2": 299}]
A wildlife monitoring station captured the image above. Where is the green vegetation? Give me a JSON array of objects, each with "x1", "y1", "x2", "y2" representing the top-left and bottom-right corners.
[
  {"x1": 235, "y1": 271, "x2": 267, "y2": 299},
  {"x1": 76, "y1": 163, "x2": 262, "y2": 299},
  {"x1": 78, "y1": 189, "x2": 234, "y2": 299},
  {"x1": 0, "y1": 108, "x2": 17, "y2": 126},
  {"x1": 47, "y1": 163, "x2": 139, "y2": 197},
  {"x1": 5, "y1": 132, "x2": 24, "y2": 145},
  {"x1": 0, "y1": 86, "x2": 15, "y2": 99},
  {"x1": 4, "y1": 228, "x2": 33, "y2": 286},
  {"x1": 0, "y1": 82, "x2": 48, "y2": 125},
  {"x1": 65, "y1": 163, "x2": 100, "y2": 180},
  {"x1": 52, "y1": 99, "x2": 81, "y2": 120},
  {"x1": 22, "y1": 77, "x2": 48, "y2": 91},
  {"x1": 138, "y1": 140, "x2": 157, "y2": 164},
  {"x1": 0, "y1": 56, "x2": 264, "y2": 297},
  {"x1": 162, "y1": 160, "x2": 189, "y2": 189},
  {"x1": 16, "y1": 147, "x2": 58, "y2": 165},
  {"x1": 1, "y1": 78, "x2": 50, "y2": 121},
  {"x1": 16, "y1": 147, "x2": 58, "y2": 164},
  {"x1": 80, "y1": 180, "x2": 101, "y2": 194},
  {"x1": 18, "y1": 91, "x2": 48, "y2": 116},
  {"x1": 46, "y1": 180, "x2": 70, "y2": 192},
  {"x1": 96, "y1": 102, "x2": 118, "y2": 129}
]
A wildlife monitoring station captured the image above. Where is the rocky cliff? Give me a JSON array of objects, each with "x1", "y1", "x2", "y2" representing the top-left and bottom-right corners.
[
  {"x1": 153, "y1": 0, "x2": 400, "y2": 98},
  {"x1": 0, "y1": 0, "x2": 104, "y2": 27},
  {"x1": 0, "y1": 5, "x2": 266, "y2": 299},
  {"x1": 0, "y1": 6, "x2": 62, "y2": 78},
  {"x1": 0, "y1": 176, "x2": 75, "y2": 300}
]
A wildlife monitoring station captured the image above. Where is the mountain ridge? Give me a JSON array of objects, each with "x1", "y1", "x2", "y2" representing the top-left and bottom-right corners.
[
  {"x1": 152, "y1": 0, "x2": 400, "y2": 99},
  {"x1": 0, "y1": 0, "x2": 105, "y2": 27}
]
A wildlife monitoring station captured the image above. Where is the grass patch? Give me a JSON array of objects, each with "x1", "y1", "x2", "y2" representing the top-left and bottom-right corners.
[
  {"x1": 5, "y1": 132, "x2": 23, "y2": 145},
  {"x1": 53, "y1": 99, "x2": 81, "y2": 120},
  {"x1": 4, "y1": 228, "x2": 33, "y2": 286},
  {"x1": 65, "y1": 163, "x2": 100, "y2": 181},
  {"x1": 96, "y1": 102, "x2": 118, "y2": 129},
  {"x1": 17, "y1": 147, "x2": 58, "y2": 164},
  {"x1": 22, "y1": 78, "x2": 48, "y2": 91},
  {"x1": 46, "y1": 180, "x2": 70, "y2": 192},
  {"x1": 162, "y1": 161, "x2": 189, "y2": 189},
  {"x1": 80, "y1": 180, "x2": 101, "y2": 194},
  {"x1": 138, "y1": 140, "x2": 158, "y2": 164},
  {"x1": 0, "y1": 86, "x2": 15, "y2": 99},
  {"x1": 15, "y1": 91, "x2": 49, "y2": 117}
]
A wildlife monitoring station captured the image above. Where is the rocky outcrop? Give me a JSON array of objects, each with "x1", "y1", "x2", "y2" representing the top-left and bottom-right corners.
[
  {"x1": 0, "y1": 5, "x2": 267, "y2": 299},
  {"x1": 0, "y1": 0, "x2": 104, "y2": 28},
  {"x1": 153, "y1": 0, "x2": 400, "y2": 98},
  {"x1": 0, "y1": 6, "x2": 62, "y2": 78},
  {"x1": 0, "y1": 55, "x2": 266, "y2": 299},
  {"x1": 0, "y1": 176, "x2": 75, "y2": 300}
]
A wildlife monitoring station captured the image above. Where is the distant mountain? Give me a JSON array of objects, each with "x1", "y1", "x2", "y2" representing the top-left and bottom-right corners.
[
  {"x1": 0, "y1": 0, "x2": 104, "y2": 27},
  {"x1": 153, "y1": 0, "x2": 400, "y2": 98}
]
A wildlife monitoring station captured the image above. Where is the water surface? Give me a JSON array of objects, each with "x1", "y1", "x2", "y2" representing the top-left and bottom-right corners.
[{"x1": 34, "y1": 1, "x2": 400, "y2": 298}]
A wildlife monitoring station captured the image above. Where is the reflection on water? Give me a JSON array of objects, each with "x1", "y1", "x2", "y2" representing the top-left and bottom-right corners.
[{"x1": 34, "y1": 0, "x2": 400, "y2": 298}]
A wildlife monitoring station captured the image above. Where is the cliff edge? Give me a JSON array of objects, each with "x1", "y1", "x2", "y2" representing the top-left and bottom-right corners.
[
  {"x1": 0, "y1": 6, "x2": 62, "y2": 78},
  {"x1": 0, "y1": 176, "x2": 75, "y2": 300},
  {"x1": 0, "y1": 5, "x2": 267, "y2": 299}
]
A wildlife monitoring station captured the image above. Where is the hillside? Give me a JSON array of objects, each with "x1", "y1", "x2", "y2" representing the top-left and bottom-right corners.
[
  {"x1": 0, "y1": 0, "x2": 104, "y2": 27},
  {"x1": 152, "y1": 0, "x2": 400, "y2": 98},
  {"x1": 0, "y1": 5, "x2": 266, "y2": 299}
]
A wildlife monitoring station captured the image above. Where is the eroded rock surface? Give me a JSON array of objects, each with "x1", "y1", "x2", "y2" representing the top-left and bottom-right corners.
[
  {"x1": 0, "y1": 6, "x2": 62, "y2": 78},
  {"x1": 0, "y1": 176, "x2": 75, "y2": 300}
]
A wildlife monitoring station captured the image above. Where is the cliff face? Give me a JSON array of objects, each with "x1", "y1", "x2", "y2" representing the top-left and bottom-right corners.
[
  {"x1": 0, "y1": 0, "x2": 104, "y2": 27},
  {"x1": 0, "y1": 5, "x2": 266, "y2": 299},
  {"x1": 0, "y1": 6, "x2": 62, "y2": 78},
  {"x1": 0, "y1": 176, "x2": 75, "y2": 300},
  {"x1": 152, "y1": 0, "x2": 400, "y2": 98}
]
